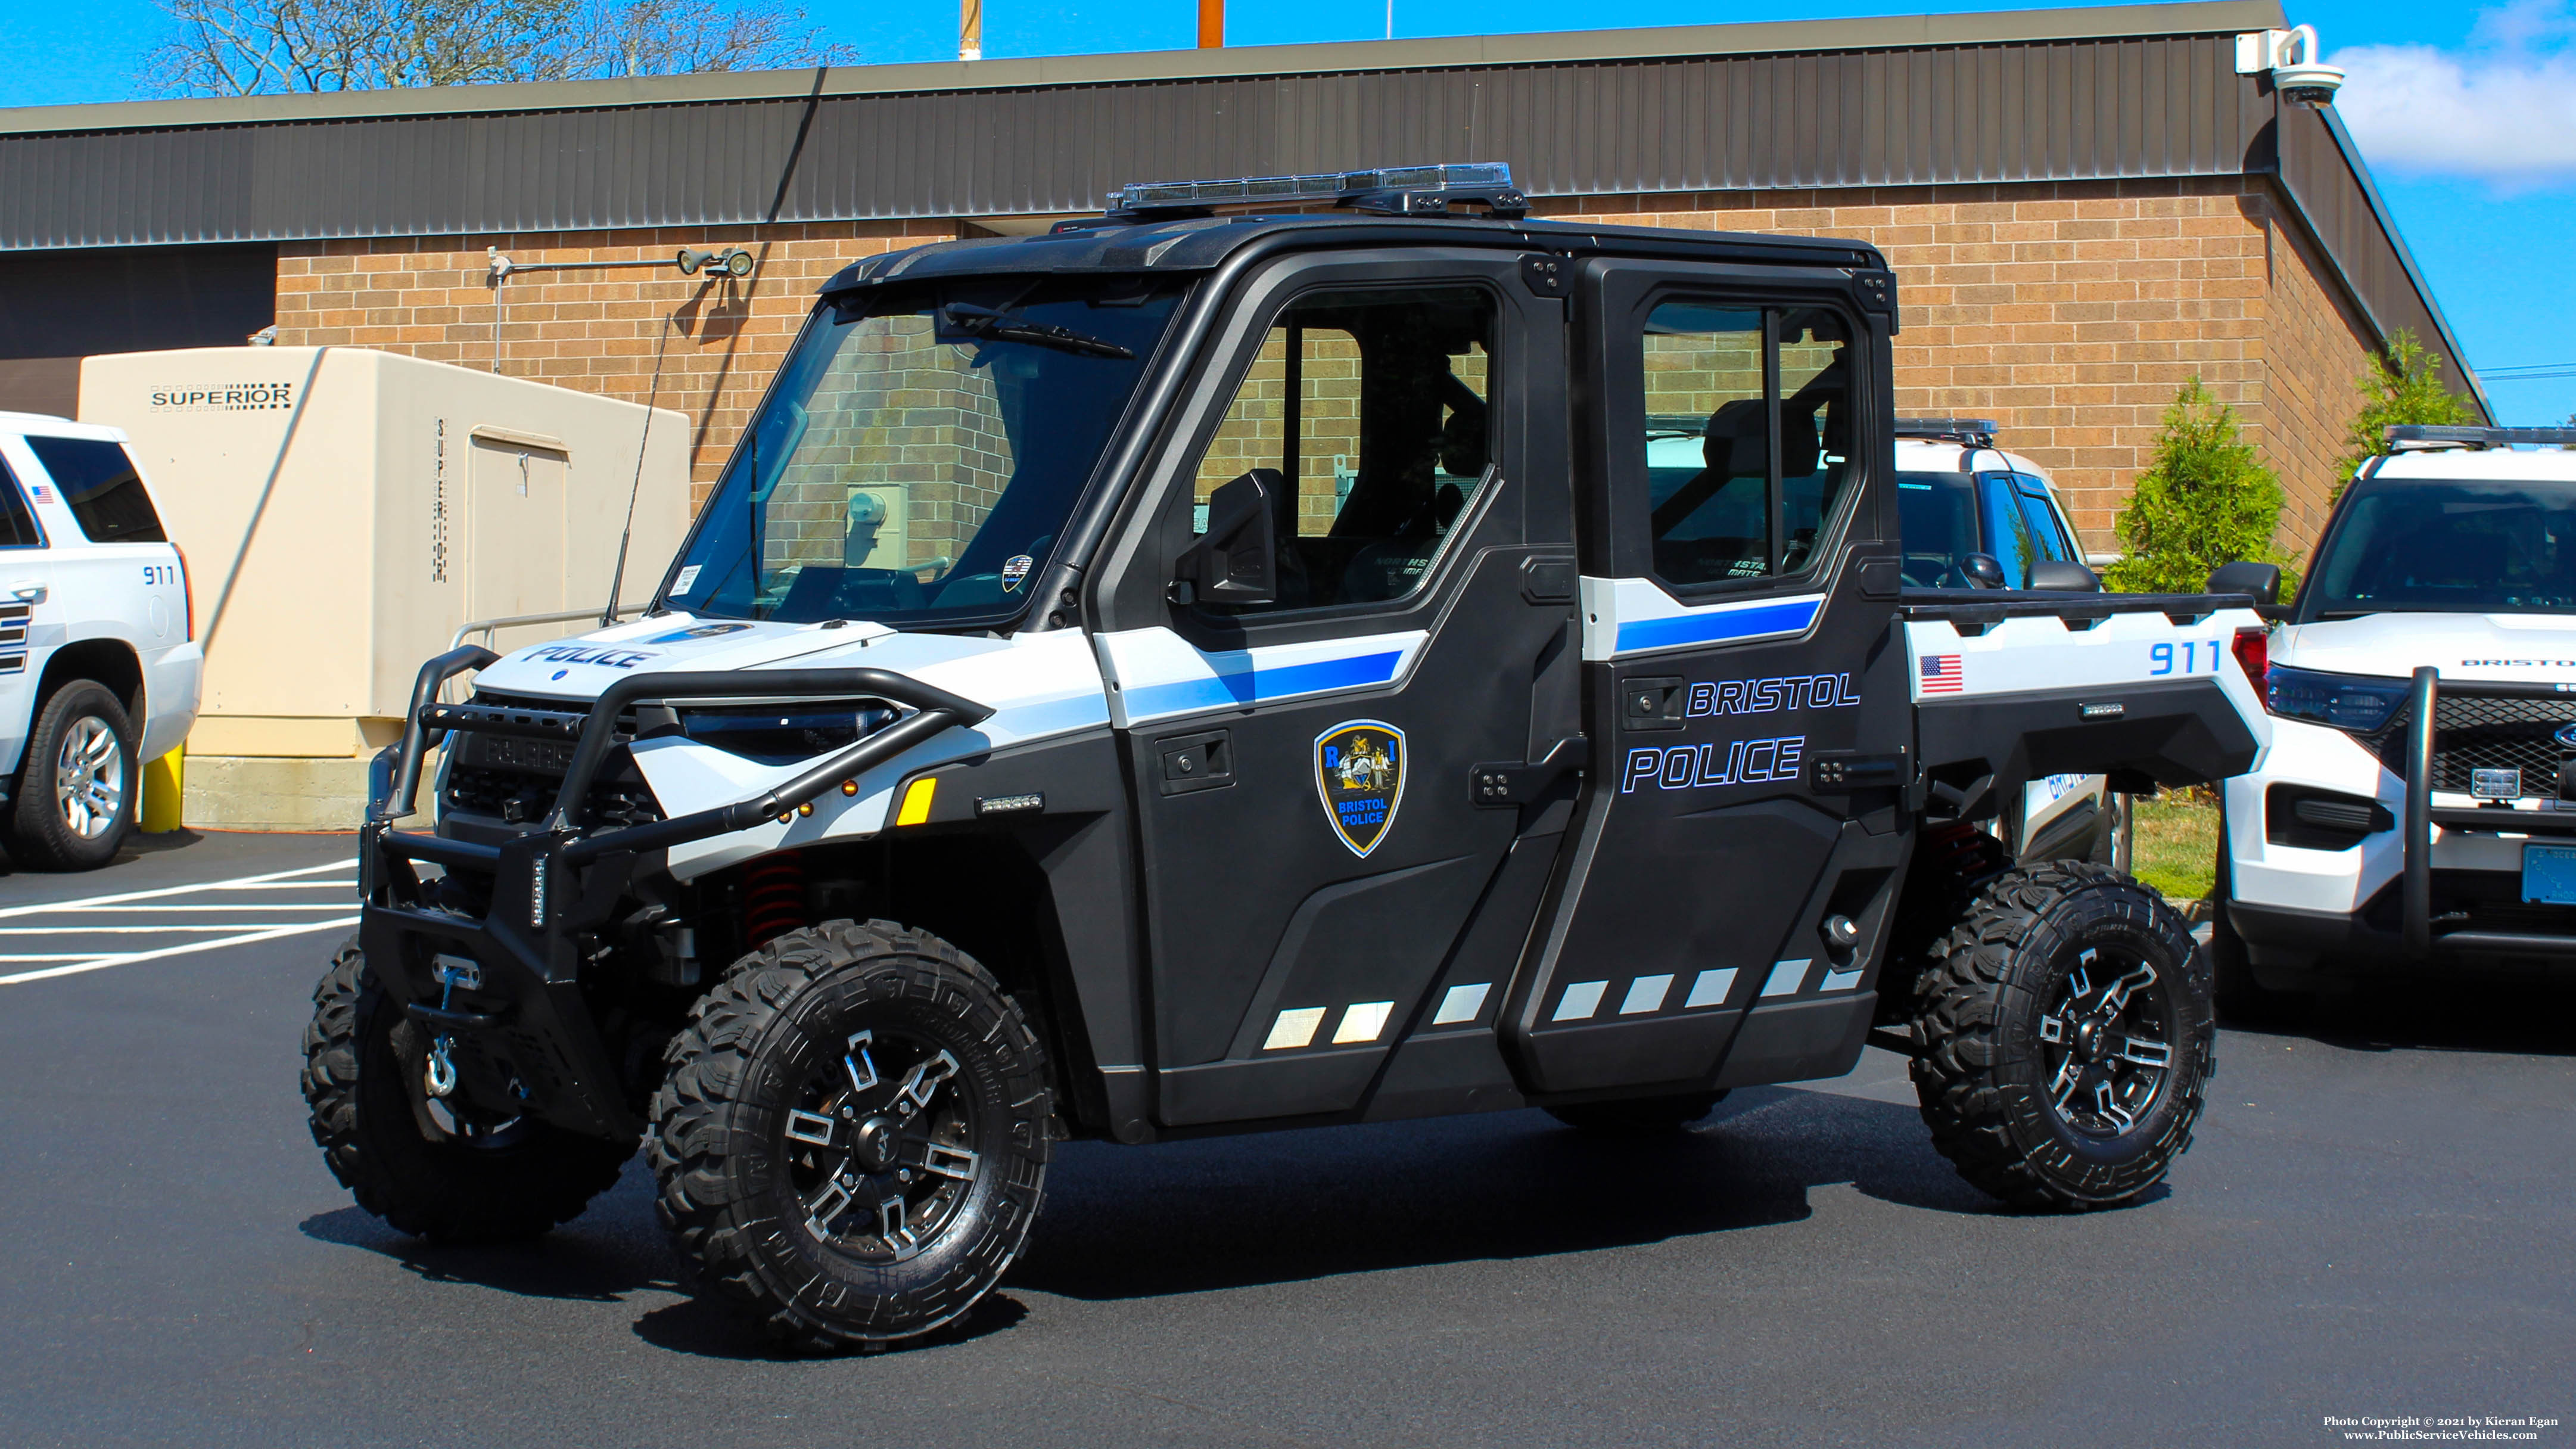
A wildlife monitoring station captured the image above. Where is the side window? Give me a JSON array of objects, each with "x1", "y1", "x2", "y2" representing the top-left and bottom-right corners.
[
  {"x1": 2014, "y1": 480, "x2": 2077, "y2": 564},
  {"x1": 24, "y1": 437, "x2": 166, "y2": 545},
  {"x1": 0, "y1": 462, "x2": 39, "y2": 548},
  {"x1": 1632, "y1": 303, "x2": 1853, "y2": 587},
  {"x1": 1978, "y1": 475, "x2": 2040, "y2": 587},
  {"x1": 1187, "y1": 285, "x2": 1495, "y2": 614}
]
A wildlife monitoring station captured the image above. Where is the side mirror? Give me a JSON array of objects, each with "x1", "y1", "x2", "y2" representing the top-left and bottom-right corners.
[
  {"x1": 1172, "y1": 469, "x2": 1281, "y2": 607},
  {"x1": 2207, "y1": 560, "x2": 2282, "y2": 607},
  {"x1": 1961, "y1": 552, "x2": 2006, "y2": 590},
  {"x1": 2027, "y1": 559, "x2": 2102, "y2": 593}
]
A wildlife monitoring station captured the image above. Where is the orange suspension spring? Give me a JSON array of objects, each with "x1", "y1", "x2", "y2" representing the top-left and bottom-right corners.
[{"x1": 741, "y1": 850, "x2": 809, "y2": 950}]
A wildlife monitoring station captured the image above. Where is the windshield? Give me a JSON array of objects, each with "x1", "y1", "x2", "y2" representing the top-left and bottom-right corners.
[
  {"x1": 660, "y1": 277, "x2": 1184, "y2": 625},
  {"x1": 1896, "y1": 470, "x2": 2074, "y2": 587},
  {"x1": 2300, "y1": 475, "x2": 2576, "y2": 620}
]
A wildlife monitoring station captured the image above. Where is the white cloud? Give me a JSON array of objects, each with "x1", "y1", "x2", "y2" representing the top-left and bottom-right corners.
[{"x1": 2334, "y1": 19, "x2": 2576, "y2": 186}]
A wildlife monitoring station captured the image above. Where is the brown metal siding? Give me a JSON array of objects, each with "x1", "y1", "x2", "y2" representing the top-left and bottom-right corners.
[{"x1": 0, "y1": 33, "x2": 2265, "y2": 246}]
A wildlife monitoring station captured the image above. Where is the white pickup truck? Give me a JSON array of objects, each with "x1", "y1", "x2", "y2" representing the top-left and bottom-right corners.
[{"x1": 0, "y1": 414, "x2": 201, "y2": 870}]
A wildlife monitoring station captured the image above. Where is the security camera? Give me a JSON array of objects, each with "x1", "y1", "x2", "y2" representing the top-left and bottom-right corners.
[{"x1": 2237, "y1": 24, "x2": 2345, "y2": 108}]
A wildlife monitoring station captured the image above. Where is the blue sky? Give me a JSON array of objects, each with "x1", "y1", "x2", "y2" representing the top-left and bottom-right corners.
[{"x1": 2, "y1": 0, "x2": 2569, "y2": 425}]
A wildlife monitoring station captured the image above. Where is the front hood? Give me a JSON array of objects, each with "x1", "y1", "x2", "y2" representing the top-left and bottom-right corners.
[
  {"x1": 2274, "y1": 612, "x2": 2576, "y2": 685},
  {"x1": 472, "y1": 615, "x2": 903, "y2": 700}
]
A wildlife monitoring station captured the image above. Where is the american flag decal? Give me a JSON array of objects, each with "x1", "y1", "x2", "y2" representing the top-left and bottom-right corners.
[{"x1": 1920, "y1": 654, "x2": 1964, "y2": 695}]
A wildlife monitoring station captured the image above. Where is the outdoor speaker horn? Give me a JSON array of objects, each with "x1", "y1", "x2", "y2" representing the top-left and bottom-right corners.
[{"x1": 677, "y1": 248, "x2": 718, "y2": 275}]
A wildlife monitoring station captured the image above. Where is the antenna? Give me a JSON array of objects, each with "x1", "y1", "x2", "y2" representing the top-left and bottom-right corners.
[{"x1": 601, "y1": 315, "x2": 677, "y2": 628}]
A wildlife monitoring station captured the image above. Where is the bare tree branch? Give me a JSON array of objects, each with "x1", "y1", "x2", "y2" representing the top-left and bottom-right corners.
[{"x1": 142, "y1": 0, "x2": 854, "y2": 97}]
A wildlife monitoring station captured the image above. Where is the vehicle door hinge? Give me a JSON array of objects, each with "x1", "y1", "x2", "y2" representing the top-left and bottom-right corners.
[
  {"x1": 1519, "y1": 253, "x2": 1572, "y2": 298},
  {"x1": 1470, "y1": 737, "x2": 1589, "y2": 807}
]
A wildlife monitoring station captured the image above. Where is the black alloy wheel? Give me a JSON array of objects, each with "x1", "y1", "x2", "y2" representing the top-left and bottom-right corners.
[
  {"x1": 651, "y1": 919, "x2": 1053, "y2": 1352},
  {"x1": 2034, "y1": 945, "x2": 2177, "y2": 1139},
  {"x1": 1911, "y1": 861, "x2": 2213, "y2": 1209}
]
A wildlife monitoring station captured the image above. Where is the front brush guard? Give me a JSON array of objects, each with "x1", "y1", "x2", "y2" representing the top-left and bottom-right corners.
[{"x1": 355, "y1": 648, "x2": 997, "y2": 1141}]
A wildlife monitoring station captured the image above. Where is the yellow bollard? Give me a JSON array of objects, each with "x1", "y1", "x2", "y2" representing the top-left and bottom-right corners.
[{"x1": 142, "y1": 745, "x2": 185, "y2": 834}]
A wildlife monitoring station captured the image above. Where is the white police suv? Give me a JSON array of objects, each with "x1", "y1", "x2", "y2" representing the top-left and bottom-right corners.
[
  {"x1": 0, "y1": 414, "x2": 200, "y2": 870},
  {"x1": 1886, "y1": 419, "x2": 2129, "y2": 867},
  {"x1": 2213, "y1": 424, "x2": 2576, "y2": 996}
]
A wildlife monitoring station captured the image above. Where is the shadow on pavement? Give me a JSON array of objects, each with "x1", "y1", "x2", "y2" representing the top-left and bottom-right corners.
[
  {"x1": 299, "y1": 1164, "x2": 674, "y2": 1305},
  {"x1": 1009, "y1": 1086, "x2": 2002, "y2": 1303},
  {"x1": 298, "y1": 1083, "x2": 2023, "y2": 1360},
  {"x1": 2223, "y1": 976, "x2": 2576, "y2": 1057}
]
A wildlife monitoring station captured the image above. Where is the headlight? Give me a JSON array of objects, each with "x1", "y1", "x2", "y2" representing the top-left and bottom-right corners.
[
  {"x1": 674, "y1": 703, "x2": 899, "y2": 765},
  {"x1": 2264, "y1": 664, "x2": 2410, "y2": 733}
]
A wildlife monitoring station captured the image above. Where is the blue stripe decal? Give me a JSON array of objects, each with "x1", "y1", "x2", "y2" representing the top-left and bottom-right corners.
[
  {"x1": 994, "y1": 693, "x2": 1113, "y2": 739},
  {"x1": 1613, "y1": 598, "x2": 1821, "y2": 655},
  {"x1": 1125, "y1": 649, "x2": 1405, "y2": 719}
]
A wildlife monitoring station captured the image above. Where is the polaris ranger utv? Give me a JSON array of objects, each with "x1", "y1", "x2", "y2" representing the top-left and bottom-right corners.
[{"x1": 309, "y1": 163, "x2": 2272, "y2": 1352}]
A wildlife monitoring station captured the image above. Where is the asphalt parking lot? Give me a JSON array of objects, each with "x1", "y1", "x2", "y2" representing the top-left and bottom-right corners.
[{"x1": 0, "y1": 834, "x2": 2568, "y2": 1449}]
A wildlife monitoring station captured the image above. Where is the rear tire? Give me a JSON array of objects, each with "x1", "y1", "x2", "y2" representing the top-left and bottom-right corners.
[
  {"x1": 1545, "y1": 1091, "x2": 1727, "y2": 1135},
  {"x1": 649, "y1": 920, "x2": 1053, "y2": 1353},
  {"x1": 1911, "y1": 862, "x2": 2213, "y2": 1210},
  {"x1": 302, "y1": 940, "x2": 634, "y2": 1242},
  {"x1": 4, "y1": 680, "x2": 136, "y2": 872}
]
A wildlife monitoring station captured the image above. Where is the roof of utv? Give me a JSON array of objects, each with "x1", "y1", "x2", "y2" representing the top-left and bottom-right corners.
[{"x1": 820, "y1": 212, "x2": 1891, "y2": 295}]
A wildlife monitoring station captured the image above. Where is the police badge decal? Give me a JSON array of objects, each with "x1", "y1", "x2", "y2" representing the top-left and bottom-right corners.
[{"x1": 1314, "y1": 720, "x2": 1407, "y2": 857}]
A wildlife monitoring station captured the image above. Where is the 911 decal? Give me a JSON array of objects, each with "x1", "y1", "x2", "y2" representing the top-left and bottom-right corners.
[{"x1": 2149, "y1": 640, "x2": 2227, "y2": 675}]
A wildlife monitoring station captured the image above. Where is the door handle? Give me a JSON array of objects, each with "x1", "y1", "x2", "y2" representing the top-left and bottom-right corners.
[{"x1": 8, "y1": 583, "x2": 43, "y2": 605}]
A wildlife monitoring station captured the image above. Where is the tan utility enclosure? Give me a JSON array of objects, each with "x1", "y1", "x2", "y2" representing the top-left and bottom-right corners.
[{"x1": 80, "y1": 346, "x2": 692, "y2": 828}]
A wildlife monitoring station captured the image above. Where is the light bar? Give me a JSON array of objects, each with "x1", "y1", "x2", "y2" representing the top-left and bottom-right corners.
[
  {"x1": 1895, "y1": 417, "x2": 2000, "y2": 441},
  {"x1": 2386, "y1": 424, "x2": 2576, "y2": 449},
  {"x1": 1105, "y1": 162, "x2": 1525, "y2": 220}
]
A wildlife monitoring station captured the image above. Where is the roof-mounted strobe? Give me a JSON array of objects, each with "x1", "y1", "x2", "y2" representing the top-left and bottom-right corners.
[
  {"x1": 1103, "y1": 162, "x2": 1527, "y2": 221},
  {"x1": 1895, "y1": 418, "x2": 2000, "y2": 446},
  {"x1": 2385, "y1": 424, "x2": 2576, "y2": 450}
]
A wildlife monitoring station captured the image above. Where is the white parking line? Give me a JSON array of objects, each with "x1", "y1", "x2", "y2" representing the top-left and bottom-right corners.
[
  {"x1": 0, "y1": 923, "x2": 337, "y2": 935},
  {"x1": 0, "y1": 859, "x2": 356, "y2": 921},
  {"x1": 40, "y1": 903, "x2": 356, "y2": 913},
  {"x1": 0, "y1": 917, "x2": 360, "y2": 986}
]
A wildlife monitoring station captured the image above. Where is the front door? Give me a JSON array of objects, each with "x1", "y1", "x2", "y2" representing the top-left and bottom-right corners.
[
  {"x1": 1505, "y1": 261, "x2": 1911, "y2": 1096},
  {"x1": 1095, "y1": 253, "x2": 1576, "y2": 1126}
]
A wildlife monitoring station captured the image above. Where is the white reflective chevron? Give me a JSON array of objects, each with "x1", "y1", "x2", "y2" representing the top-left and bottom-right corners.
[
  {"x1": 1432, "y1": 982, "x2": 1491, "y2": 1025},
  {"x1": 1553, "y1": 980, "x2": 1609, "y2": 1021},
  {"x1": 1619, "y1": 974, "x2": 1675, "y2": 1015},
  {"x1": 1761, "y1": 959, "x2": 1813, "y2": 997},
  {"x1": 1684, "y1": 968, "x2": 1737, "y2": 1008}
]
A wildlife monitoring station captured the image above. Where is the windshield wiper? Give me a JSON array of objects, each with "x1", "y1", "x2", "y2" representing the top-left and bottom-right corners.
[{"x1": 939, "y1": 302, "x2": 1133, "y2": 359}]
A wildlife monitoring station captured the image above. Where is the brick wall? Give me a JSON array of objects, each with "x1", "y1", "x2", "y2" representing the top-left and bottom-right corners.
[
  {"x1": 273, "y1": 178, "x2": 2384, "y2": 565},
  {"x1": 1550, "y1": 175, "x2": 2383, "y2": 558},
  {"x1": 272, "y1": 221, "x2": 953, "y2": 505}
]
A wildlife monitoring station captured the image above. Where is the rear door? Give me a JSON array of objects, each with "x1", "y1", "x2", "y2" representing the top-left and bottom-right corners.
[
  {"x1": 0, "y1": 458, "x2": 45, "y2": 776},
  {"x1": 1090, "y1": 248, "x2": 1579, "y2": 1127},
  {"x1": 1504, "y1": 259, "x2": 1912, "y2": 1097}
]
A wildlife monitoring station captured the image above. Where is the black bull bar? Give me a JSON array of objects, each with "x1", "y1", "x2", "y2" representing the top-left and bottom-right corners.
[{"x1": 355, "y1": 645, "x2": 994, "y2": 1140}]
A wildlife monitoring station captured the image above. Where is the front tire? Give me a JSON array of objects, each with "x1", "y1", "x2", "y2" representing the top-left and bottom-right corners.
[
  {"x1": 1910, "y1": 862, "x2": 2213, "y2": 1209},
  {"x1": 5, "y1": 680, "x2": 137, "y2": 871},
  {"x1": 649, "y1": 920, "x2": 1053, "y2": 1353},
  {"x1": 301, "y1": 940, "x2": 635, "y2": 1241}
]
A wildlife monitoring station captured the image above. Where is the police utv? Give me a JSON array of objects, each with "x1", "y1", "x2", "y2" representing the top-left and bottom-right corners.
[{"x1": 310, "y1": 164, "x2": 2272, "y2": 1351}]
